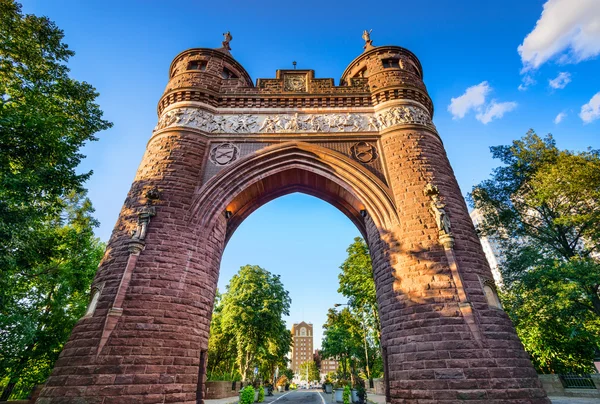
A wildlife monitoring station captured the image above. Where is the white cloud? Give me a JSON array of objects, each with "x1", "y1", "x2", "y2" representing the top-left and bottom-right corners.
[
  {"x1": 580, "y1": 92, "x2": 600, "y2": 123},
  {"x1": 518, "y1": 75, "x2": 537, "y2": 91},
  {"x1": 449, "y1": 82, "x2": 517, "y2": 124},
  {"x1": 518, "y1": 0, "x2": 600, "y2": 72},
  {"x1": 549, "y1": 72, "x2": 572, "y2": 89},
  {"x1": 448, "y1": 82, "x2": 490, "y2": 119},
  {"x1": 476, "y1": 101, "x2": 518, "y2": 124},
  {"x1": 554, "y1": 111, "x2": 567, "y2": 124}
]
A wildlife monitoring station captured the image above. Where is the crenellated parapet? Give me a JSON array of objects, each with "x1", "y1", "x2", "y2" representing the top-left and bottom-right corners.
[{"x1": 158, "y1": 45, "x2": 432, "y2": 115}]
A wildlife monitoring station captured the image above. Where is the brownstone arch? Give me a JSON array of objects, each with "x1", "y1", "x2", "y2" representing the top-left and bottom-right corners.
[{"x1": 38, "y1": 39, "x2": 550, "y2": 404}]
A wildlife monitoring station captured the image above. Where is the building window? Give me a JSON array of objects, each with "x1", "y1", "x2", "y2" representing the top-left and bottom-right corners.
[
  {"x1": 85, "y1": 289, "x2": 101, "y2": 317},
  {"x1": 483, "y1": 285, "x2": 502, "y2": 309},
  {"x1": 382, "y1": 59, "x2": 400, "y2": 69},
  {"x1": 222, "y1": 67, "x2": 238, "y2": 79},
  {"x1": 187, "y1": 60, "x2": 207, "y2": 71}
]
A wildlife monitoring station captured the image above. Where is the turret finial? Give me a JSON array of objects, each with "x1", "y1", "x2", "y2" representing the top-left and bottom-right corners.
[
  {"x1": 222, "y1": 31, "x2": 232, "y2": 51},
  {"x1": 362, "y1": 29, "x2": 374, "y2": 51}
]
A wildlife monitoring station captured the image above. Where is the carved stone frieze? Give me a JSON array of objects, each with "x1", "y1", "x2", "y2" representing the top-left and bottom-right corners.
[
  {"x1": 374, "y1": 105, "x2": 432, "y2": 130},
  {"x1": 154, "y1": 105, "x2": 432, "y2": 134},
  {"x1": 155, "y1": 108, "x2": 373, "y2": 133}
]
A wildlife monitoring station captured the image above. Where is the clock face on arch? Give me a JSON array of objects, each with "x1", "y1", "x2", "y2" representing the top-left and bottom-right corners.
[{"x1": 210, "y1": 143, "x2": 240, "y2": 166}]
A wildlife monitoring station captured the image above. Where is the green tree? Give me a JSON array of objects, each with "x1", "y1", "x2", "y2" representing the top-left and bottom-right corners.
[
  {"x1": 298, "y1": 360, "x2": 320, "y2": 383},
  {"x1": 0, "y1": 1, "x2": 110, "y2": 397},
  {"x1": 0, "y1": 0, "x2": 111, "y2": 273},
  {"x1": 206, "y1": 290, "x2": 239, "y2": 381},
  {"x1": 321, "y1": 307, "x2": 363, "y2": 382},
  {"x1": 0, "y1": 192, "x2": 104, "y2": 399},
  {"x1": 470, "y1": 130, "x2": 600, "y2": 373},
  {"x1": 338, "y1": 238, "x2": 380, "y2": 339},
  {"x1": 337, "y1": 238, "x2": 383, "y2": 380},
  {"x1": 220, "y1": 265, "x2": 291, "y2": 382}
]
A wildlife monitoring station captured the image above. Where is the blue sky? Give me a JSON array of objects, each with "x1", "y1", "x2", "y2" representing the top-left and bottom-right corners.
[{"x1": 19, "y1": 0, "x2": 600, "y2": 348}]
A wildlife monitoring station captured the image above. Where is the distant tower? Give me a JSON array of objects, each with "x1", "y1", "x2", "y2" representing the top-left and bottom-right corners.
[
  {"x1": 470, "y1": 209, "x2": 504, "y2": 286},
  {"x1": 290, "y1": 322, "x2": 313, "y2": 375}
]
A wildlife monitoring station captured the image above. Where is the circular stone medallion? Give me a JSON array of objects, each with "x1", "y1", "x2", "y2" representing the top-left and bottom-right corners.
[
  {"x1": 210, "y1": 143, "x2": 240, "y2": 166},
  {"x1": 351, "y1": 141, "x2": 378, "y2": 163}
]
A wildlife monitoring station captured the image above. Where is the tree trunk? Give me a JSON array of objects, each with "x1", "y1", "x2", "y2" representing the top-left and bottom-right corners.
[{"x1": 0, "y1": 382, "x2": 15, "y2": 401}]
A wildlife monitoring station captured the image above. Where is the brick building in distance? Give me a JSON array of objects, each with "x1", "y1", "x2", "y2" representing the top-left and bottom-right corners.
[
  {"x1": 319, "y1": 352, "x2": 339, "y2": 379},
  {"x1": 290, "y1": 322, "x2": 313, "y2": 376}
]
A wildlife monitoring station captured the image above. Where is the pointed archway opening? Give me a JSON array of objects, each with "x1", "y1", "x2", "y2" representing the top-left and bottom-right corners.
[{"x1": 219, "y1": 193, "x2": 361, "y2": 379}]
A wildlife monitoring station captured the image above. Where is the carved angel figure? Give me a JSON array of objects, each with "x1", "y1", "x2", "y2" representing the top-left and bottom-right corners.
[
  {"x1": 222, "y1": 31, "x2": 233, "y2": 50},
  {"x1": 362, "y1": 29, "x2": 373, "y2": 48}
]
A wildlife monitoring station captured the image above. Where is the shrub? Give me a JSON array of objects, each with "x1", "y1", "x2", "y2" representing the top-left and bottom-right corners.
[
  {"x1": 206, "y1": 370, "x2": 242, "y2": 381},
  {"x1": 239, "y1": 386, "x2": 255, "y2": 404},
  {"x1": 257, "y1": 385, "x2": 265, "y2": 402},
  {"x1": 343, "y1": 385, "x2": 351, "y2": 404}
]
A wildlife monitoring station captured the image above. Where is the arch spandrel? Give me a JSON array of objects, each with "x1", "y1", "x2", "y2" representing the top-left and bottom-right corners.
[{"x1": 189, "y1": 141, "x2": 400, "y2": 238}]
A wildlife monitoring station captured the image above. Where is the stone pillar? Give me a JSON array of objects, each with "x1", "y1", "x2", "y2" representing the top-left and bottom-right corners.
[
  {"x1": 37, "y1": 127, "x2": 224, "y2": 403},
  {"x1": 340, "y1": 44, "x2": 550, "y2": 403},
  {"x1": 374, "y1": 124, "x2": 547, "y2": 402}
]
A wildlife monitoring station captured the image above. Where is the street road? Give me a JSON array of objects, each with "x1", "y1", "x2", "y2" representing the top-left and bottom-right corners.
[{"x1": 262, "y1": 389, "x2": 329, "y2": 403}]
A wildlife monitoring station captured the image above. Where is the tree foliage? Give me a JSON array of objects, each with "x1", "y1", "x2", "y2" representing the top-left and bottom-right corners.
[
  {"x1": 298, "y1": 360, "x2": 320, "y2": 383},
  {"x1": 209, "y1": 265, "x2": 291, "y2": 382},
  {"x1": 0, "y1": 1, "x2": 110, "y2": 398},
  {"x1": 330, "y1": 238, "x2": 383, "y2": 381},
  {"x1": 338, "y1": 238, "x2": 380, "y2": 339},
  {"x1": 0, "y1": 193, "x2": 104, "y2": 399},
  {"x1": 0, "y1": 0, "x2": 111, "y2": 257},
  {"x1": 321, "y1": 307, "x2": 380, "y2": 384},
  {"x1": 470, "y1": 130, "x2": 600, "y2": 373}
]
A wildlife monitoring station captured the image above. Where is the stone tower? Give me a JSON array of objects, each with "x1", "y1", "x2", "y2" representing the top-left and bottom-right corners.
[{"x1": 37, "y1": 35, "x2": 549, "y2": 404}]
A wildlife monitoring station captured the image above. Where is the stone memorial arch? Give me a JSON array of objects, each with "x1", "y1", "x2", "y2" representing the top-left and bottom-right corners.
[{"x1": 38, "y1": 35, "x2": 549, "y2": 403}]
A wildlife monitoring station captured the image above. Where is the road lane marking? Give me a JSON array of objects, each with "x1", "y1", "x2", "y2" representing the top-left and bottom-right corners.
[
  {"x1": 318, "y1": 392, "x2": 326, "y2": 404},
  {"x1": 271, "y1": 391, "x2": 292, "y2": 402}
]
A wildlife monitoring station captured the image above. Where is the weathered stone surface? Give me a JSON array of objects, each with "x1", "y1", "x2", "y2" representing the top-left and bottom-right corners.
[{"x1": 37, "y1": 43, "x2": 548, "y2": 404}]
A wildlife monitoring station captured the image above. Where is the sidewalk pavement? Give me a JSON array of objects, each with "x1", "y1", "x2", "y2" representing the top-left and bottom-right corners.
[
  {"x1": 204, "y1": 395, "x2": 238, "y2": 404},
  {"x1": 366, "y1": 393, "x2": 385, "y2": 404}
]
